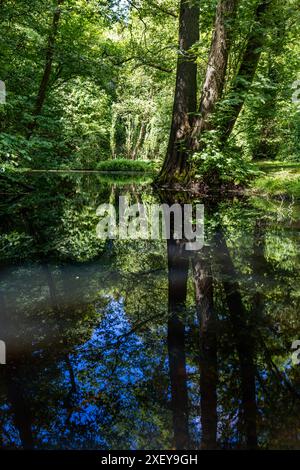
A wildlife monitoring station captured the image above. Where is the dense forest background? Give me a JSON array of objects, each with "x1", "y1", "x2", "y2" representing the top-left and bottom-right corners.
[{"x1": 0, "y1": 0, "x2": 299, "y2": 179}]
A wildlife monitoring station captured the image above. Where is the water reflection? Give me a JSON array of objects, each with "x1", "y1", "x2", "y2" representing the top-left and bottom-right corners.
[{"x1": 0, "y1": 173, "x2": 299, "y2": 449}]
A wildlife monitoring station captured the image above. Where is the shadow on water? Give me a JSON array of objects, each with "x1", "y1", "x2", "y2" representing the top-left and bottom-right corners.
[{"x1": 0, "y1": 172, "x2": 299, "y2": 449}]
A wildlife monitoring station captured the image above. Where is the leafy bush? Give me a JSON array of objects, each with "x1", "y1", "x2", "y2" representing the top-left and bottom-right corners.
[{"x1": 192, "y1": 131, "x2": 258, "y2": 185}]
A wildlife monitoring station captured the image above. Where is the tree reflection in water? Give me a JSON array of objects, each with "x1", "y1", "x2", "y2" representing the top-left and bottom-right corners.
[{"x1": 0, "y1": 174, "x2": 299, "y2": 449}]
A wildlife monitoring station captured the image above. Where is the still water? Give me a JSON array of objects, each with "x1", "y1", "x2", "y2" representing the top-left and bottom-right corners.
[{"x1": 0, "y1": 172, "x2": 299, "y2": 450}]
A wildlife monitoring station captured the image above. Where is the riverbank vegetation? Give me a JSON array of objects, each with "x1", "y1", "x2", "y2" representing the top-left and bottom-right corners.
[
  {"x1": 0, "y1": 1, "x2": 299, "y2": 192},
  {"x1": 96, "y1": 158, "x2": 155, "y2": 173},
  {"x1": 252, "y1": 163, "x2": 300, "y2": 199}
]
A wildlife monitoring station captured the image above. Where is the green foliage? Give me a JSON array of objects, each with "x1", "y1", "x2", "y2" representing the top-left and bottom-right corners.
[
  {"x1": 0, "y1": 0, "x2": 176, "y2": 170},
  {"x1": 222, "y1": 0, "x2": 300, "y2": 163},
  {"x1": 253, "y1": 167, "x2": 300, "y2": 199},
  {"x1": 0, "y1": 231, "x2": 35, "y2": 260},
  {"x1": 0, "y1": 0, "x2": 119, "y2": 170},
  {"x1": 192, "y1": 132, "x2": 258, "y2": 185},
  {"x1": 1, "y1": 0, "x2": 300, "y2": 451},
  {"x1": 52, "y1": 78, "x2": 113, "y2": 167},
  {"x1": 1, "y1": 172, "x2": 300, "y2": 449},
  {"x1": 96, "y1": 158, "x2": 156, "y2": 173}
]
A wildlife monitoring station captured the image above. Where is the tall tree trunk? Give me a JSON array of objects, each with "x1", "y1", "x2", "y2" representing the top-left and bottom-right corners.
[
  {"x1": 221, "y1": 0, "x2": 272, "y2": 142},
  {"x1": 167, "y1": 226, "x2": 190, "y2": 449},
  {"x1": 192, "y1": 248, "x2": 217, "y2": 449},
  {"x1": 27, "y1": 0, "x2": 64, "y2": 137},
  {"x1": 158, "y1": 0, "x2": 199, "y2": 184},
  {"x1": 191, "y1": 0, "x2": 238, "y2": 146},
  {"x1": 214, "y1": 229, "x2": 257, "y2": 449}
]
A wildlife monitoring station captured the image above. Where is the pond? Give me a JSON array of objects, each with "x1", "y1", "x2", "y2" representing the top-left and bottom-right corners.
[{"x1": 0, "y1": 172, "x2": 299, "y2": 450}]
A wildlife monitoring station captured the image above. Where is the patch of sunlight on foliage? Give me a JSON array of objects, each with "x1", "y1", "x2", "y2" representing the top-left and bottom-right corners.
[
  {"x1": 56, "y1": 206, "x2": 106, "y2": 262},
  {"x1": 265, "y1": 234, "x2": 298, "y2": 270},
  {"x1": 253, "y1": 168, "x2": 300, "y2": 199},
  {"x1": 0, "y1": 231, "x2": 35, "y2": 260},
  {"x1": 256, "y1": 161, "x2": 300, "y2": 170},
  {"x1": 192, "y1": 131, "x2": 258, "y2": 185}
]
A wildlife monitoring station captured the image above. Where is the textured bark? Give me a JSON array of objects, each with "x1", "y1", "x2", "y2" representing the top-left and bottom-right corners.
[
  {"x1": 132, "y1": 121, "x2": 147, "y2": 160},
  {"x1": 27, "y1": 0, "x2": 64, "y2": 137},
  {"x1": 158, "y1": 0, "x2": 239, "y2": 184},
  {"x1": 158, "y1": 0, "x2": 199, "y2": 183},
  {"x1": 192, "y1": 248, "x2": 217, "y2": 449},
  {"x1": 221, "y1": 0, "x2": 271, "y2": 142},
  {"x1": 191, "y1": 0, "x2": 238, "y2": 144}
]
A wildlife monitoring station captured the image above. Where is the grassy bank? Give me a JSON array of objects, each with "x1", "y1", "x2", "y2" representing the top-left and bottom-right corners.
[
  {"x1": 252, "y1": 162, "x2": 300, "y2": 199},
  {"x1": 255, "y1": 161, "x2": 300, "y2": 170}
]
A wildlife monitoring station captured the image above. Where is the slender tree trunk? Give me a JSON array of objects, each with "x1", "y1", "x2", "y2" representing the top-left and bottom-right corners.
[
  {"x1": 192, "y1": 248, "x2": 217, "y2": 449},
  {"x1": 27, "y1": 0, "x2": 64, "y2": 137},
  {"x1": 191, "y1": 0, "x2": 238, "y2": 145},
  {"x1": 158, "y1": 0, "x2": 199, "y2": 184},
  {"x1": 214, "y1": 229, "x2": 257, "y2": 449},
  {"x1": 221, "y1": 0, "x2": 272, "y2": 142},
  {"x1": 167, "y1": 230, "x2": 190, "y2": 449},
  {"x1": 126, "y1": 116, "x2": 133, "y2": 158},
  {"x1": 132, "y1": 120, "x2": 147, "y2": 160},
  {"x1": 110, "y1": 111, "x2": 118, "y2": 158}
]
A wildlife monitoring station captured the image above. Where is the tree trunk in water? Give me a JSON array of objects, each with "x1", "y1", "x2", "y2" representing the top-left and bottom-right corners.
[
  {"x1": 158, "y1": 0, "x2": 199, "y2": 184},
  {"x1": 167, "y1": 231, "x2": 190, "y2": 449},
  {"x1": 6, "y1": 368, "x2": 35, "y2": 449},
  {"x1": 221, "y1": 0, "x2": 272, "y2": 142},
  {"x1": 0, "y1": 291, "x2": 34, "y2": 449},
  {"x1": 214, "y1": 229, "x2": 258, "y2": 449},
  {"x1": 191, "y1": 0, "x2": 238, "y2": 145},
  {"x1": 27, "y1": 0, "x2": 63, "y2": 137},
  {"x1": 192, "y1": 248, "x2": 217, "y2": 449}
]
